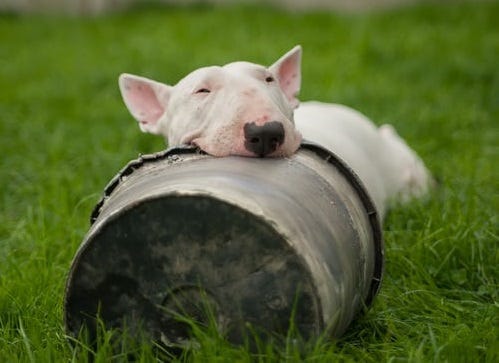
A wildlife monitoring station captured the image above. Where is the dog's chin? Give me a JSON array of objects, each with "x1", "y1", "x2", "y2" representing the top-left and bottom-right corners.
[
  {"x1": 194, "y1": 145, "x2": 295, "y2": 158},
  {"x1": 232, "y1": 145, "x2": 300, "y2": 158},
  {"x1": 190, "y1": 138, "x2": 246, "y2": 158}
]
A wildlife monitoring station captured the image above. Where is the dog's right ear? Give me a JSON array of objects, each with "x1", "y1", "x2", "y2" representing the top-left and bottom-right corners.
[{"x1": 119, "y1": 73, "x2": 172, "y2": 134}]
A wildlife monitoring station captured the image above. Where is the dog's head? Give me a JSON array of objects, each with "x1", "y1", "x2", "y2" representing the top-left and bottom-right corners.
[{"x1": 119, "y1": 46, "x2": 303, "y2": 157}]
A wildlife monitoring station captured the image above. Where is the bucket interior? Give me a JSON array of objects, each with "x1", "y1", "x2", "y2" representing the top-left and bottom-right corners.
[{"x1": 65, "y1": 194, "x2": 321, "y2": 346}]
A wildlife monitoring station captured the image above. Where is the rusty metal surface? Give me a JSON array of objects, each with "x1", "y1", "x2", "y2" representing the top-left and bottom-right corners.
[{"x1": 65, "y1": 143, "x2": 383, "y2": 346}]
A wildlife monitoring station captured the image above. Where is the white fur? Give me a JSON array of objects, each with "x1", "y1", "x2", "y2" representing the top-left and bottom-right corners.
[
  {"x1": 119, "y1": 47, "x2": 303, "y2": 158},
  {"x1": 119, "y1": 46, "x2": 433, "y2": 218},
  {"x1": 294, "y1": 101, "x2": 433, "y2": 218}
]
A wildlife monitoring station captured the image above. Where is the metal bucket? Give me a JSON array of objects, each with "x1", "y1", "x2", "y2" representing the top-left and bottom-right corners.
[{"x1": 64, "y1": 142, "x2": 383, "y2": 346}]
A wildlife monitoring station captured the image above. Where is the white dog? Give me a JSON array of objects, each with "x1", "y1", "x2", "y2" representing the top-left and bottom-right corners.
[{"x1": 119, "y1": 46, "x2": 433, "y2": 218}]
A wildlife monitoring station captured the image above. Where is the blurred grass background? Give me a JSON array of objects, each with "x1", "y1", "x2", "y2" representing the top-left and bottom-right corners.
[{"x1": 0, "y1": 1, "x2": 498, "y2": 361}]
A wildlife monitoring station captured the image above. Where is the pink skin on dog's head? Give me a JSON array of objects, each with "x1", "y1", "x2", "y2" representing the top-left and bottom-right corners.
[{"x1": 119, "y1": 46, "x2": 303, "y2": 157}]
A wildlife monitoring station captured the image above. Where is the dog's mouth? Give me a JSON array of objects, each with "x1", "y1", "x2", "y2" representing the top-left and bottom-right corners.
[{"x1": 185, "y1": 122, "x2": 301, "y2": 158}]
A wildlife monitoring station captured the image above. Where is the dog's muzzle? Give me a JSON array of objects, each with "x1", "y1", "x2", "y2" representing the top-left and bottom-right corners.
[{"x1": 243, "y1": 121, "x2": 285, "y2": 157}]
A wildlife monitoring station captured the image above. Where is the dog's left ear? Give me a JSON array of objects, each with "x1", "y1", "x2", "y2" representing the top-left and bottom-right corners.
[{"x1": 269, "y1": 45, "x2": 302, "y2": 108}]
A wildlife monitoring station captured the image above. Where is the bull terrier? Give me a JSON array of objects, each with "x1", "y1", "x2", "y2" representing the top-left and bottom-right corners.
[{"x1": 118, "y1": 46, "x2": 433, "y2": 219}]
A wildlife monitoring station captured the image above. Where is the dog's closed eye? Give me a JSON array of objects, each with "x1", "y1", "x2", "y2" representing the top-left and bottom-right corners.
[{"x1": 195, "y1": 88, "x2": 211, "y2": 94}]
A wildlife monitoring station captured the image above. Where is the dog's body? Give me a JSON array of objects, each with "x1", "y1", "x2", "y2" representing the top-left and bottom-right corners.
[
  {"x1": 119, "y1": 46, "x2": 433, "y2": 218},
  {"x1": 295, "y1": 101, "x2": 432, "y2": 217}
]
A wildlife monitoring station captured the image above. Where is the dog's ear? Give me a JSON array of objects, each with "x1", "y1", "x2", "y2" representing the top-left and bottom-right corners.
[
  {"x1": 119, "y1": 73, "x2": 172, "y2": 134},
  {"x1": 269, "y1": 45, "x2": 302, "y2": 108}
]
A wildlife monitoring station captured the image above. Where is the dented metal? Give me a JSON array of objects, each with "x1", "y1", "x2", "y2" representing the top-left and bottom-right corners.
[{"x1": 64, "y1": 142, "x2": 383, "y2": 346}]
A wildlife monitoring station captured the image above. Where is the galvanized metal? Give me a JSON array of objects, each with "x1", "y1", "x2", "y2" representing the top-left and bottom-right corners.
[{"x1": 64, "y1": 142, "x2": 383, "y2": 346}]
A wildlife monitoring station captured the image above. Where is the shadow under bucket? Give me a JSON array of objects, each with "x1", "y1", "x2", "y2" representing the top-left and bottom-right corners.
[{"x1": 64, "y1": 142, "x2": 383, "y2": 347}]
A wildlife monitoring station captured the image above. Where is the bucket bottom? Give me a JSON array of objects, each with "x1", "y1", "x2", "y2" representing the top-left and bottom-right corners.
[{"x1": 65, "y1": 196, "x2": 322, "y2": 347}]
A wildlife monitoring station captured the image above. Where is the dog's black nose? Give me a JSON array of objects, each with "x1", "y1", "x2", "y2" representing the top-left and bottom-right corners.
[{"x1": 244, "y1": 121, "x2": 285, "y2": 157}]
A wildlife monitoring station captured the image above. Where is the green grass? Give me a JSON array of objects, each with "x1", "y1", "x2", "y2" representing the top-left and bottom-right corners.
[{"x1": 1, "y1": 2, "x2": 498, "y2": 361}]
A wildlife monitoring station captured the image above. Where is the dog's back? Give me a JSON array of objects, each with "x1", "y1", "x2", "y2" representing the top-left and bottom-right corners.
[{"x1": 295, "y1": 101, "x2": 433, "y2": 218}]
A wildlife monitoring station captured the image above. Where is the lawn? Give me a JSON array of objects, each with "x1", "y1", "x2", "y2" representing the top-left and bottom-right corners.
[{"x1": 0, "y1": 1, "x2": 498, "y2": 361}]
